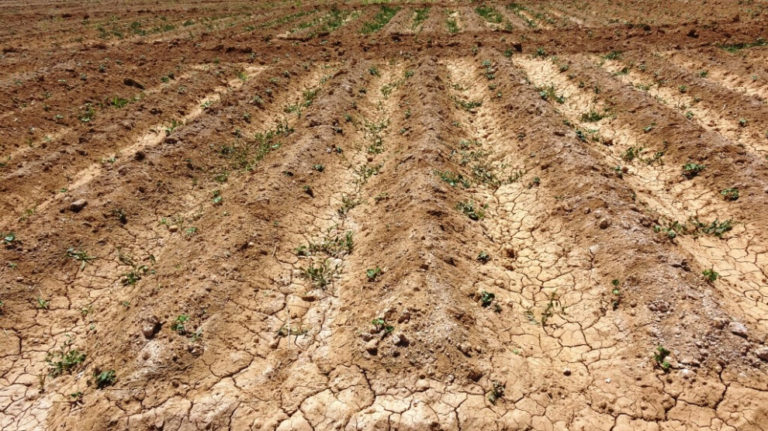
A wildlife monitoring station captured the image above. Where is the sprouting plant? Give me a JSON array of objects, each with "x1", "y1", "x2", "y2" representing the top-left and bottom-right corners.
[
  {"x1": 366, "y1": 267, "x2": 382, "y2": 281},
  {"x1": 457, "y1": 201, "x2": 485, "y2": 220},
  {"x1": 171, "y1": 314, "x2": 189, "y2": 335},
  {"x1": 338, "y1": 194, "x2": 361, "y2": 216},
  {"x1": 538, "y1": 85, "x2": 564, "y2": 103},
  {"x1": 312, "y1": 164, "x2": 325, "y2": 172},
  {"x1": 94, "y1": 369, "x2": 116, "y2": 389},
  {"x1": 678, "y1": 85, "x2": 687, "y2": 93},
  {"x1": 604, "y1": 50, "x2": 622, "y2": 60},
  {"x1": 436, "y1": 170, "x2": 470, "y2": 188},
  {"x1": 37, "y1": 297, "x2": 50, "y2": 310},
  {"x1": 475, "y1": 4, "x2": 503, "y2": 23},
  {"x1": 487, "y1": 380, "x2": 505, "y2": 404},
  {"x1": 2, "y1": 232, "x2": 16, "y2": 246},
  {"x1": 703, "y1": 268, "x2": 719, "y2": 283},
  {"x1": 112, "y1": 208, "x2": 127, "y2": 224},
  {"x1": 720, "y1": 188, "x2": 739, "y2": 201},
  {"x1": 368, "y1": 66, "x2": 380, "y2": 77},
  {"x1": 371, "y1": 318, "x2": 394, "y2": 333},
  {"x1": 622, "y1": 146, "x2": 643, "y2": 162},
  {"x1": 46, "y1": 336, "x2": 86, "y2": 377},
  {"x1": 738, "y1": 118, "x2": 748, "y2": 127},
  {"x1": 611, "y1": 279, "x2": 622, "y2": 310},
  {"x1": 118, "y1": 253, "x2": 152, "y2": 286},
  {"x1": 302, "y1": 259, "x2": 336, "y2": 289},
  {"x1": 480, "y1": 291, "x2": 495, "y2": 307},
  {"x1": 446, "y1": 16, "x2": 459, "y2": 34},
  {"x1": 691, "y1": 218, "x2": 733, "y2": 238},
  {"x1": 653, "y1": 346, "x2": 671, "y2": 372},
  {"x1": 477, "y1": 251, "x2": 490, "y2": 263},
  {"x1": 581, "y1": 110, "x2": 605, "y2": 122},
  {"x1": 534, "y1": 48, "x2": 547, "y2": 58},
  {"x1": 66, "y1": 247, "x2": 96, "y2": 269},
  {"x1": 682, "y1": 162, "x2": 705, "y2": 179}
]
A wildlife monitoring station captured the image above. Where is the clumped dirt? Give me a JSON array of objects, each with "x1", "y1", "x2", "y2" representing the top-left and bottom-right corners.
[{"x1": 2, "y1": 1, "x2": 768, "y2": 429}]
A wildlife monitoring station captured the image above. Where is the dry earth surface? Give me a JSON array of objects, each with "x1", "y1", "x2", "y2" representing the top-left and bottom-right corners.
[{"x1": 2, "y1": 0, "x2": 768, "y2": 429}]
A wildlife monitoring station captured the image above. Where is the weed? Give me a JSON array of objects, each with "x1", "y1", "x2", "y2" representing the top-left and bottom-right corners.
[
  {"x1": 46, "y1": 336, "x2": 86, "y2": 377},
  {"x1": 611, "y1": 279, "x2": 622, "y2": 310},
  {"x1": 622, "y1": 146, "x2": 643, "y2": 162},
  {"x1": 457, "y1": 201, "x2": 485, "y2": 220},
  {"x1": 312, "y1": 164, "x2": 325, "y2": 172},
  {"x1": 703, "y1": 268, "x2": 719, "y2": 283},
  {"x1": 436, "y1": 170, "x2": 470, "y2": 188},
  {"x1": 453, "y1": 96, "x2": 483, "y2": 112},
  {"x1": 66, "y1": 247, "x2": 96, "y2": 269},
  {"x1": 475, "y1": 4, "x2": 503, "y2": 23},
  {"x1": 372, "y1": 318, "x2": 394, "y2": 333},
  {"x1": 538, "y1": 85, "x2": 564, "y2": 103},
  {"x1": 678, "y1": 85, "x2": 687, "y2": 93},
  {"x1": 682, "y1": 162, "x2": 705, "y2": 179},
  {"x1": 720, "y1": 188, "x2": 739, "y2": 201},
  {"x1": 338, "y1": 194, "x2": 361, "y2": 216},
  {"x1": 719, "y1": 37, "x2": 767, "y2": 53},
  {"x1": 361, "y1": 5, "x2": 400, "y2": 34},
  {"x1": 534, "y1": 48, "x2": 547, "y2": 58},
  {"x1": 480, "y1": 291, "x2": 495, "y2": 307},
  {"x1": 653, "y1": 346, "x2": 671, "y2": 372},
  {"x1": 37, "y1": 297, "x2": 49, "y2": 310},
  {"x1": 477, "y1": 251, "x2": 490, "y2": 263},
  {"x1": 581, "y1": 110, "x2": 605, "y2": 122},
  {"x1": 94, "y1": 369, "x2": 116, "y2": 389},
  {"x1": 691, "y1": 218, "x2": 733, "y2": 238},
  {"x1": 604, "y1": 51, "x2": 622, "y2": 60},
  {"x1": 302, "y1": 259, "x2": 336, "y2": 289},
  {"x1": 171, "y1": 315, "x2": 190, "y2": 335},
  {"x1": 119, "y1": 253, "x2": 152, "y2": 286},
  {"x1": 366, "y1": 267, "x2": 382, "y2": 281},
  {"x1": 368, "y1": 66, "x2": 380, "y2": 77},
  {"x1": 413, "y1": 7, "x2": 430, "y2": 28},
  {"x1": 446, "y1": 16, "x2": 459, "y2": 34}
]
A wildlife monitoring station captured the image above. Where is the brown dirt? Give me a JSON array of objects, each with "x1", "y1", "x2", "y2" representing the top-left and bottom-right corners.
[{"x1": 2, "y1": 1, "x2": 768, "y2": 430}]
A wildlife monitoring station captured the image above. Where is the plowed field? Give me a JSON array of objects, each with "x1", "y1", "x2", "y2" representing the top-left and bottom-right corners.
[{"x1": 2, "y1": 1, "x2": 768, "y2": 429}]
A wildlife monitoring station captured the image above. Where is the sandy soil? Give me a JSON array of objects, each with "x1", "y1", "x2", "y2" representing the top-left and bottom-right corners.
[{"x1": 2, "y1": 1, "x2": 768, "y2": 429}]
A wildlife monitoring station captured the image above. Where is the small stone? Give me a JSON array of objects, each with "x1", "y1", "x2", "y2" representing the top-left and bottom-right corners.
[
  {"x1": 365, "y1": 339, "x2": 379, "y2": 355},
  {"x1": 268, "y1": 337, "x2": 280, "y2": 349},
  {"x1": 599, "y1": 219, "x2": 611, "y2": 229},
  {"x1": 134, "y1": 151, "x2": 145, "y2": 161},
  {"x1": 589, "y1": 245, "x2": 600, "y2": 255},
  {"x1": 69, "y1": 199, "x2": 88, "y2": 212},
  {"x1": 563, "y1": 368, "x2": 571, "y2": 376},
  {"x1": 755, "y1": 347, "x2": 768, "y2": 361},
  {"x1": 393, "y1": 333, "x2": 409, "y2": 347},
  {"x1": 458, "y1": 342, "x2": 472, "y2": 357},
  {"x1": 168, "y1": 225, "x2": 179, "y2": 233},
  {"x1": 728, "y1": 321, "x2": 748, "y2": 337},
  {"x1": 605, "y1": 378, "x2": 611, "y2": 383}
]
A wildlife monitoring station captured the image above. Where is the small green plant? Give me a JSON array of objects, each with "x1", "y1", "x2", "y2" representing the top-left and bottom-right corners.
[
  {"x1": 94, "y1": 369, "x2": 116, "y2": 389},
  {"x1": 46, "y1": 337, "x2": 86, "y2": 377},
  {"x1": 678, "y1": 85, "x2": 687, "y2": 93},
  {"x1": 604, "y1": 51, "x2": 622, "y2": 60},
  {"x1": 611, "y1": 279, "x2": 621, "y2": 310},
  {"x1": 413, "y1": 7, "x2": 430, "y2": 28},
  {"x1": 692, "y1": 218, "x2": 733, "y2": 238},
  {"x1": 720, "y1": 188, "x2": 739, "y2": 201},
  {"x1": 171, "y1": 314, "x2": 190, "y2": 335},
  {"x1": 361, "y1": 5, "x2": 400, "y2": 34},
  {"x1": 457, "y1": 201, "x2": 485, "y2": 220},
  {"x1": 366, "y1": 267, "x2": 382, "y2": 281},
  {"x1": 37, "y1": 297, "x2": 50, "y2": 310},
  {"x1": 477, "y1": 251, "x2": 490, "y2": 263},
  {"x1": 653, "y1": 346, "x2": 671, "y2": 372},
  {"x1": 487, "y1": 380, "x2": 505, "y2": 404},
  {"x1": 703, "y1": 268, "x2": 719, "y2": 283},
  {"x1": 371, "y1": 318, "x2": 394, "y2": 333},
  {"x1": 682, "y1": 163, "x2": 705, "y2": 179},
  {"x1": 312, "y1": 164, "x2": 325, "y2": 172},
  {"x1": 446, "y1": 16, "x2": 459, "y2": 34},
  {"x1": 480, "y1": 291, "x2": 495, "y2": 307},
  {"x1": 581, "y1": 110, "x2": 605, "y2": 122},
  {"x1": 302, "y1": 259, "x2": 336, "y2": 289},
  {"x1": 538, "y1": 85, "x2": 565, "y2": 104},
  {"x1": 66, "y1": 247, "x2": 96, "y2": 269},
  {"x1": 738, "y1": 118, "x2": 748, "y2": 127},
  {"x1": 212, "y1": 189, "x2": 223, "y2": 205},
  {"x1": 436, "y1": 170, "x2": 470, "y2": 188},
  {"x1": 475, "y1": 4, "x2": 503, "y2": 23}
]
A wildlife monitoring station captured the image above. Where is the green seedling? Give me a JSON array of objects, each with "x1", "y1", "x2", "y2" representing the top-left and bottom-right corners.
[
  {"x1": 46, "y1": 337, "x2": 86, "y2": 377},
  {"x1": 480, "y1": 291, "x2": 495, "y2": 307},
  {"x1": 94, "y1": 369, "x2": 116, "y2": 389},
  {"x1": 653, "y1": 346, "x2": 671, "y2": 372},
  {"x1": 366, "y1": 267, "x2": 382, "y2": 281},
  {"x1": 611, "y1": 279, "x2": 621, "y2": 310},
  {"x1": 66, "y1": 247, "x2": 96, "y2": 269},
  {"x1": 703, "y1": 268, "x2": 719, "y2": 283},
  {"x1": 457, "y1": 201, "x2": 485, "y2": 220},
  {"x1": 682, "y1": 163, "x2": 705, "y2": 179},
  {"x1": 171, "y1": 314, "x2": 189, "y2": 335},
  {"x1": 371, "y1": 318, "x2": 394, "y2": 333},
  {"x1": 477, "y1": 251, "x2": 490, "y2": 263},
  {"x1": 487, "y1": 380, "x2": 505, "y2": 404},
  {"x1": 720, "y1": 188, "x2": 739, "y2": 201}
]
